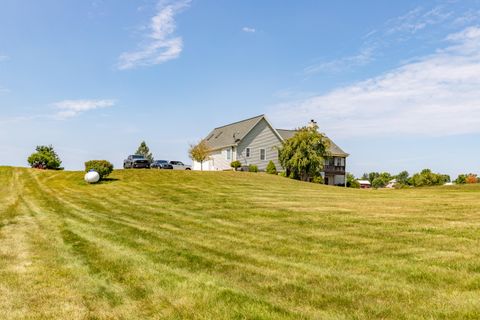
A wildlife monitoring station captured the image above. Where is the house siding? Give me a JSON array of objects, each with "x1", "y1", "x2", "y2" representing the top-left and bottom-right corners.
[
  {"x1": 193, "y1": 148, "x2": 233, "y2": 171},
  {"x1": 236, "y1": 118, "x2": 283, "y2": 171}
]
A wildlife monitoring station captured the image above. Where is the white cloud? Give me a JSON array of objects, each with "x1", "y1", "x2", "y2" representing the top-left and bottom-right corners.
[
  {"x1": 270, "y1": 26, "x2": 480, "y2": 138},
  {"x1": 53, "y1": 99, "x2": 115, "y2": 119},
  {"x1": 304, "y1": 5, "x2": 467, "y2": 76},
  {"x1": 242, "y1": 27, "x2": 256, "y2": 33},
  {"x1": 386, "y1": 6, "x2": 452, "y2": 35},
  {"x1": 0, "y1": 55, "x2": 8, "y2": 62},
  {"x1": 304, "y1": 46, "x2": 374, "y2": 75},
  {"x1": 118, "y1": 0, "x2": 190, "y2": 70}
]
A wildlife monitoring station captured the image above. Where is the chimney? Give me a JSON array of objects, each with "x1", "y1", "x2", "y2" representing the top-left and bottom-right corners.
[{"x1": 307, "y1": 119, "x2": 317, "y2": 129}]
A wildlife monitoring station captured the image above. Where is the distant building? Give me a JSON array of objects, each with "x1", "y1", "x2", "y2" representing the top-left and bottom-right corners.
[
  {"x1": 385, "y1": 179, "x2": 397, "y2": 188},
  {"x1": 193, "y1": 114, "x2": 349, "y2": 186},
  {"x1": 357, "y1": 180, "x2": 371, "y2": 189}
]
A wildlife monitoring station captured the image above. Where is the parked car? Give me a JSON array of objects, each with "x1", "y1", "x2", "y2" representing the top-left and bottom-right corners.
[
  {"x1": 123, "y1": 155, "x2": 150, "y2": 169},
  {"x1": 169, "y1": 161, "x2": 192, "y2": 170},
  {"x1": 150, "y1": 160, "x2": 173, "y2": 169}
]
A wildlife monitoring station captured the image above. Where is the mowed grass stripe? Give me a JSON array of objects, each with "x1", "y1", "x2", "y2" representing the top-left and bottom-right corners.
[{"x1": 1, "y1": 167, "x2": 480, "y2": 319}]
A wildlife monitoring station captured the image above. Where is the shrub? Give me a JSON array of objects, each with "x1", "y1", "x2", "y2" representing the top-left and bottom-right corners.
[
  {"x1": 27, "y1": 145, "x2": 62, "y2": 170},
  {"x1": 312, "y1": 175, "x2": 324, "y2": 184},
  {"x1": 266, "y1": 161, "x2": 277, "y2": 174},
  {"x1": 248, "y1": 165, "x2": 258, "y2": 172},
  {"x1": 85, "y1": 160, "x2": 114, "y2": 180},
  {"x1": 230, "y1": 160, "x2": 242, "y2": 171}
]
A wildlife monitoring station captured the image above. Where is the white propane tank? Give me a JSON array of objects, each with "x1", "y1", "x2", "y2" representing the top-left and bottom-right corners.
[{"x1": 84, "y1": 170, "x2": 100, "y2": 184}]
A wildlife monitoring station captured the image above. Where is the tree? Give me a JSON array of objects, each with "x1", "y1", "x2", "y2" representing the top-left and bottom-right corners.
[
  {"x1": 346, "y1": 173, "x2": 360, "y2": 188},
  {"x1": 278, "y1": 124, "x2": 330, "y2": 182},
  {"x1": 466, "y1": 174, "x2": 478, "y2": 184},
  {"x1": 27, "y1": 145, "x2": 62, "y2": 170},
  {"x1": 455, "y1": 174, "x2": 467, "y2": 184},
  {"x1": 368, "y1": 172, "x2": 380, "y2": 184},
  {"x1": 188, "y1": 140, "x2": 211, "y2": 171},
  {"x1": 230, "y1": 160, "x2": 241, "y2": 171},
  {"x1": 396, "y1": 171, "x2": 410, "y2": 185},
  {"x1": 410, "y1": 169, "x2": 448, "y2": 187},
  {"x1": 135, "y1": 141, "x2": 154, "y2": 163},
  {"x1": 266, "y1": 161, "x2": 277, "y2": 175},
  {"x1": 371, "y1": 172, "x2": 392, "y2": 188}
]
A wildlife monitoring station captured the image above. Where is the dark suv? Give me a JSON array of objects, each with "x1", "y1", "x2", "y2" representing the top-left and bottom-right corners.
[
  {"x1": 150, "y1": 160, "x2": 173, "y2": 169},
  {"x1": 123, "y1": 155, "x2": 150, "y2": 169}
]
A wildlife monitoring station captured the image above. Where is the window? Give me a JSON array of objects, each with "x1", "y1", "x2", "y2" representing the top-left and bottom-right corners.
[
  {"x1": 226, "y1": 148, "x2": 231, "y2": 160},
  {"x1": 246, "y1": 148, "x2": 250, "y2": 158},
  {"x1": 260, "y1": 148, "x2": 266, "y2": 161}
]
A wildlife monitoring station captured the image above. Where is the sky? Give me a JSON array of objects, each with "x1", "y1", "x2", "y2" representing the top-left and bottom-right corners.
[{"x1": 1, "y1": 0, "x2": 480, "y2": 178}]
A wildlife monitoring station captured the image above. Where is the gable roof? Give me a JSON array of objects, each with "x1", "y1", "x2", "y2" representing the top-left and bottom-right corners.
[
  {"x1": 202, "y1": 115, "x2": 348, "y2": 157},
  {"x1": 203, "y1": 114, "x2": 267, "y2": 150},
  {"x1": 276, "y1": 129, "x2": 349, "y2": 157}
]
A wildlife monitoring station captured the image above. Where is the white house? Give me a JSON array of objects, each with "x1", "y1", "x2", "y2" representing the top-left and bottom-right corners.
[{"x1": 193, "y1": 114, "x2": 349, "y2": 186}]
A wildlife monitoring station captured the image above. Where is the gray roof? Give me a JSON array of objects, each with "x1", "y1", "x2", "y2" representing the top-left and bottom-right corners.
[
  {"x1": 203, "y1": 114, "x2": 266, "y2": 150},
  {"x1": 276, "y1": 129, "x2": 349, "y2": 157},
  {"x1": 202, "y1": 115, "x2": 348, "y2": 157}
]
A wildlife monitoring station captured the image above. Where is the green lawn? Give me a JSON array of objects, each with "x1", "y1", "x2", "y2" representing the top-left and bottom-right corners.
[{"x1": 1, "y1": 166, "x2": 480, "y2": 319}]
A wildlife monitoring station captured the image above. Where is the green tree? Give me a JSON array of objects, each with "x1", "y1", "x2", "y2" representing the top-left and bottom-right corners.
[
  {"x1": 188, "y1": 140, "x2": 211, "y2": 171},
  {"x1": 346, "y1": 173, "x2": 360, "y2": 188},
  {"x1": 266, "y1": 160, "x2": 277, "y2": 175},
  {"x1": 136, "y1": 141, "x2": 154, "y2": 163},
  {"x1": 411, "y1": 169, "x2": 448, "y2": 187},
  {"x1": 27, "y1": 145, "x2": 62, "y2": 170},
  {"x1": 230, "y1": 160, "x2": 241, "y2": 171},
  {"x1": 371, "y1": 172, "x2": 392, "y2": 188},
  {"x1": 455, "y1": 174, "x2": 467, "y2": 184},
  {"x1": 396, "y1": 170, "x2": 410, "y2": 185},
  {"x1": 368, "y1": 172, "x2": 380, "y2": 184},
  {"x1": 278, "y1": 124, "x2": 330, "y2": 182}
]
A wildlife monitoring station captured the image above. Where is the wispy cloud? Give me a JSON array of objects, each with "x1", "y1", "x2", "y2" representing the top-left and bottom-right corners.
[
  {"x1": 385, "y1": 6, "x2": 452, "y2": 35},
  {"x1": 53, "y1": 99, "x2": 115, "y2": 119},
  {"x1": 271, "y1": 26, "x2": 480, "y2": 138},
  {"x1": 0, "y1": 55, "x2": 8, "y2": 62},
  {"x1": 304, "y1": 5, "x2": 475, "y2": 75},
  {"x1": 118, "y1": 0, "x2": 190, "y2": 70},
  {"x1": 304, "y1": 47, "x2": 374, "y2": 75},
  {"x1": 242, "y1": 27, "x2": 256, "y2": 33}
]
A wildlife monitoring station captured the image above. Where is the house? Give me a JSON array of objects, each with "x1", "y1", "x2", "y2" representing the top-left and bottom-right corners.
[
  {"x1": 357, "y1": 180, "x2": 371, "y2": 189},
  {"x1": 193, "y1": 114, "x2": 349, "y2": 186},
  {"x1": 385, "y1": 179, "x2": 397, "y2": 188}
]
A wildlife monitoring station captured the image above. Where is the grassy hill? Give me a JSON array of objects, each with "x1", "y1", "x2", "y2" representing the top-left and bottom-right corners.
[{"x1": 1, "y1": 166, "x2": 480, "y2": 319}]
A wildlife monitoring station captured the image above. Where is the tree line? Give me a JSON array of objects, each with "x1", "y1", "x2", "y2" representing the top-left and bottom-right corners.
[{"x1": 346, "y1": 170, "x2": 479, "y2": 188}]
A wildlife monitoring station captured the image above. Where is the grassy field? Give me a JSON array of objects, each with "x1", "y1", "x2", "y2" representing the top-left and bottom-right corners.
[{"x1": 1, "y1": 166, "x2": 480, "y2": 319}]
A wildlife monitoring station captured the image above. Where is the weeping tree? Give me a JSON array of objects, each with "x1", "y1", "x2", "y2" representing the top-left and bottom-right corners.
[
  {"x1": 278, "y1": 124, "x2": 330, "y2": 182},
  {"x1": 135, "y1": 141, "x2": 154, "y2": 163},
  {"x1": 189, "y1": 140, "x2": 211, "y2": 171}
]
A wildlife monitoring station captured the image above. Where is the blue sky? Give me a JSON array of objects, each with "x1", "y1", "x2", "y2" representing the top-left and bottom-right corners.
[{"x1": 1, "y1": 0, "x2": 480, "y2": 178}]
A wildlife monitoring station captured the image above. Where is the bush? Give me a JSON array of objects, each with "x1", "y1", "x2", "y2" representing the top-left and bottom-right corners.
[
  {"x1": 312, "y1": 175, "x2": 324, "y2": 184},
  {"x1": 248, "y1": 165, "x2": 258, "y2": 172},
  {"x1": 266, "y1": 161, "x2": 277, "y2": 174},
  {"x1": 230, "y1": 160, "x2": 242, "y2": 171},
  {"x1": 85, "y1": 160, "x2": 114, "y2": 180},
  {"x1": 27, "y1": 145, "x2": 62, "y2": 170}
]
